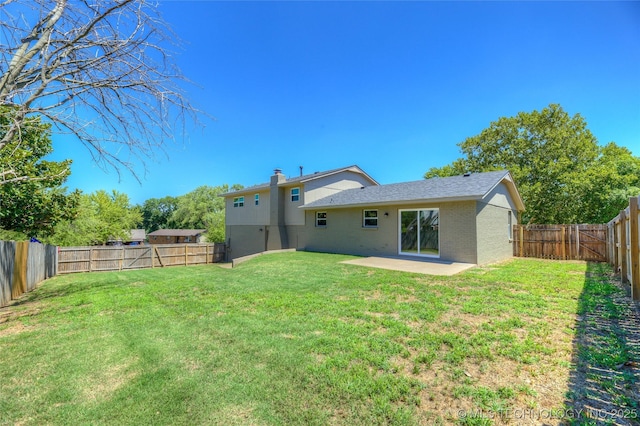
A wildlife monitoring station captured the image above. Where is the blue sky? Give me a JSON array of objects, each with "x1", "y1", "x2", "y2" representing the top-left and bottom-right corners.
[{"x1": 51, "y1": 1, "x2": 640, "y2": 205}]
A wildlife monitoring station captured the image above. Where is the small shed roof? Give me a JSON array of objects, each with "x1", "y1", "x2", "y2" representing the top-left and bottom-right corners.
[
  {"x1": 108, "y1": 229, "x2": 146, "y2": 243},
  {"x1": 147, "y1": 229, "x2": 206, "y2": 237},
  {"x1": 301, "y1": 170, "x2": 525, "y2": 211}
]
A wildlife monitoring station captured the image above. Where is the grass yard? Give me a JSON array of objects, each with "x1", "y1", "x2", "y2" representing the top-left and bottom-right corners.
[{"x1": 0, "y1": 252, "x2": 637, "y2": 425}]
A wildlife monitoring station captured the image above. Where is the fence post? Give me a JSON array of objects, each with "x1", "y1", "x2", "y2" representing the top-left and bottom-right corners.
[
  {"x1": 616, "y1": 219, "x2": 622, "y2": 272},
  {"x1": 630, "y1": 197, "x2": 639, "y2": 301},
  {"x1": 1, "y1": 242, "x2": 15, "y2": 307},
  {"x1": 612, "y1": 222, "x2": 616, "y2": 266},
  {"x1": 604, "y1": 224, "x2": 610, "y2": 264},
  {"x1": 519, "y1": 226, "x2": 524, "y2": 257},
  {"x1": 154, "y1": 246, "x2": 164, "y2": 267},
  {"x1": 11, "y1": 241, "x2": 28, "y2": 300},
  {"x1": 620, "y1": 210, "x2": 628, "y2": 284},
  {"x1": 568, "y1": 226, "x2": 573, "y2": 259}
]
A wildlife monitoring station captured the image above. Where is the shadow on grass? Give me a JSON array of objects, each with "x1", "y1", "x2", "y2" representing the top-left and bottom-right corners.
[
  {"x1": 565, "y1": 261, "x2": 640, "y2": 425},
  {"x1": 1, "y1": 271, "x2": 133, "y2": 309}
]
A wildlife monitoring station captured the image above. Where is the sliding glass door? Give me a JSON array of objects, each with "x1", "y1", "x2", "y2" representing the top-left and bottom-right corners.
[{"x1": 399, "y1": 209, "x2": 439, "y2": 257}]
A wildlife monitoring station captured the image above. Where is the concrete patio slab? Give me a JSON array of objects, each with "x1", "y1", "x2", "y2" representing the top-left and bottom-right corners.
[{"x1": 341, "y1": 256, "x2": 476, "y2": 276}]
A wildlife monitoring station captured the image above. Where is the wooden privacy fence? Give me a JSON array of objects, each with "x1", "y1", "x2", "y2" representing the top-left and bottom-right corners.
[
  {"x1": 58, "y1": 243, "x2": 225, "y2": 274},
  {"x1": 607, "y1": 195, "x2": 640, "y2": 301},
  {"x1": 0, "y1": 241, "x2": 58, "y2": 308},
  {"x1": 513, "y1": 224, "x2": 608, "y2": 262}
]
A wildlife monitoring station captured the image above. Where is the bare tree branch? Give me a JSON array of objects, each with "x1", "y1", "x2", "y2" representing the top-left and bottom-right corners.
[
  {"x1": 0, "y1": 0, "x2": 201, "y2": 184},
  {"x1": 1, "y1": 166, "x2": 67, "y2": 184}
]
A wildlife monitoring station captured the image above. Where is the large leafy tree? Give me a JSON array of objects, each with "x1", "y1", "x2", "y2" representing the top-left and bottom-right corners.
[
  {"x1": 0, "y1": 0, "x2": 198, "y2": 182},
  {"x1": 88, "y1": 190, "x2": 142, "y2": 244},
  {"x1": 578, "y1": 143, "x2": 640, "y2": 223},
  {"x1": 45, "y1": 190, "x2": 141, "y2": 246},
  {"x1": 169, "y1": 184, "x2": 242, "y2": 242},
  {"x1": 0, "y1": 106, "x2": 79, "y2": 236},
  {"x1": 139, "y1": 196, "x2": 179, "y2": 233},
  {"x1": 44, "y1": 196, "x2": 102, "y2": 246},
  {"x1": 426, "y1": 104, "x2": 639, "y2": 224}
]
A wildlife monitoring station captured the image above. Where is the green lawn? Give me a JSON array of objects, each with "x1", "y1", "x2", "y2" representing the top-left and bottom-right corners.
[{"x1": 0, "y1": 252, "x2": 635, "y2": 425}]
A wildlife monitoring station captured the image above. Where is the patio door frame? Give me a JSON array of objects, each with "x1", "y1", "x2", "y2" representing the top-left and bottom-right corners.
[{"x1": 398, "y1": 208, "x2": 440, "y2": 258}]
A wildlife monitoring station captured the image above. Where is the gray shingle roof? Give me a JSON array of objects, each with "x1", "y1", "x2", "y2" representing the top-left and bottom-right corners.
[
  {"x1": 301, "y1": 170, "x2": 523, "y2": 209},
  {"x1": 220, "y1": 165, "x2": 378, "y2": 197}
]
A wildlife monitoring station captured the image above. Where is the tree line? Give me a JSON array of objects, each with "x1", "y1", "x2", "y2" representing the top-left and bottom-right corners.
[
  {"x1": 2, "y1": 103, "x2": 639, "y2": 246},
  {"x1": 0, "y1": 184, "x2": 242, "y2": 246},
  {"x1": 137, "y1": 184, "x2": 243, "y2": 244},
  {"x1": 426, "y1": 104, "x2": 640, "y2": 224},
  {"x1": 2, "y1": 3, "x2": 638, "y2": 247},
  {"x1": 0, "y1": 104, "x2": 241, "y2": 245}
]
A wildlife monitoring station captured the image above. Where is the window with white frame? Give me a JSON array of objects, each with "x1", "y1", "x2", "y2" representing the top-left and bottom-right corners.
[
  {"x1": 254, "y1": 194, "x2": 259, "y2": 206},
  {"x1": 316, "y1": 211, "x2": 327, "y2": 227},
  {"x1": 291, "y1": 187, "x2": 300, "y2": 202},
  {"x1": 233, "y1": 196, "x2": 244, "y2": 207},
  {"x1": 508, "y1": 211, "x2": 513, "y2": 240},
  {"x1": 363, "y1": 210, "x2": 378, "y2": 227}
]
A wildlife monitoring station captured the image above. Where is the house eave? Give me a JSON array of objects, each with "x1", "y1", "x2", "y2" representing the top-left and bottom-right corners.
[
  {"x1": 300, "y1": 195, "x2": 484, "y2": 210},
  {"x1": 295, "y1": 166, "x2": 379, "y2": 186},
  {"x1": 485, "y1": 171, "x2": 525, "y2": 211},
  {"x1": 220, "y1": 165, "x2": 380, "y2": 198},
  {"x1": 220, "y1": 185, "x2": 270, "y2": 198}
]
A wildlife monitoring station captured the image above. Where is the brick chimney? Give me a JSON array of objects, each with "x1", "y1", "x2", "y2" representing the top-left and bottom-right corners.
[
  {"x1": 267, "y1": 168, "x2": 288, "y2": 250},
  {"x1": 270, "y1": 168, "x2": 286, "y2": 185}
]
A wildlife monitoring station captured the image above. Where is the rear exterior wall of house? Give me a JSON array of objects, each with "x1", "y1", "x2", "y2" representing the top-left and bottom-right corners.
[
  {"x1": 224, "y1": 172, "x2": 519, "y2": 265},
  {"x1": 224, "y1": 170, "x2": 377, "y2": 259},
  {"x1": 475, "y1": 183, "x2": 519, "y2": 265},
  {"x1": 225, "y1": 225, "x2": 267, "y2": 259},
  {"x1": 292, "y1": 201, "x2": 479, "y2": 264}
]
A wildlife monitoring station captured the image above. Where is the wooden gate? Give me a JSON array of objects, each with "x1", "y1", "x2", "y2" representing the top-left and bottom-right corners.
[{"x1": 513, "y1": 224, "x2": 608, "y2": 262}]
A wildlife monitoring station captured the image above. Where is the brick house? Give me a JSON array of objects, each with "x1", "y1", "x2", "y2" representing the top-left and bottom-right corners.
[{"x1": 222, "y1": 166, "x2": 524, "y2": 265}]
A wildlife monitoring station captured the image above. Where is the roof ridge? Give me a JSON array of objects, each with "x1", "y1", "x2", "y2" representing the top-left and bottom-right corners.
[
  {"x1": 285, "y1": 164, "x2": 361, "y2": 182},
  {"x1": 221, "y1": 164, "x2": 375, "y2": 196},
  {"x1": 301, "y1": 169, "x2": 521, "y2": 210}
]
